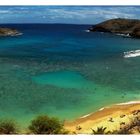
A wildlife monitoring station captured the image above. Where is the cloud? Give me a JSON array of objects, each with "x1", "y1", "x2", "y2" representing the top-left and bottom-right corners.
[
  {"x1": 40, "y1": 6, "x2": 140, "y2": 22},
  {"x1": 0, "y1": 6, "x2": 139, "y2": 24}
]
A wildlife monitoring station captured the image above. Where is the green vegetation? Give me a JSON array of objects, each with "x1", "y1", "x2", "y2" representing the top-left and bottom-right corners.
[
  {"x1": 91, "y1": 127, "x2": 110, "y2": 135},
  {"x1": 28, "y1": 115, "x2": 67, "y2": 134},
  {"x1": 114, "y1": 115, "x2": 140, "y2": 134},
  {"x1": 91, "y1": 112, "x2": 140, "y2": 135},
  {"x1": 0, "y1": 115, "x2": 69, "y2": 135},
  {"x1": 1, "y1": 113, "x2": 140, "y2": 134},
  {"x1": 0, "y1": 119, "x2": 18, "y2": 134}
]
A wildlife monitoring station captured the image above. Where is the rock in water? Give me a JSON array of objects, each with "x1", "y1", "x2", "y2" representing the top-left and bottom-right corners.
[
  {"x1": 0, "y1": 28, "x2": 21, "y2": 36},
  {"x1": 89, "y1": 18, "x2": 140, "y2": 38}
]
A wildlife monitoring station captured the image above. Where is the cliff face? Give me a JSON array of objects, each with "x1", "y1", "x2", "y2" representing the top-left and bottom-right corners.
[
  {"x1": 89, "y1": 18, "x2": 140, "y2": 38},
  {"x1": 0, "y1": 28, "x2": 21, "y2": 36}
]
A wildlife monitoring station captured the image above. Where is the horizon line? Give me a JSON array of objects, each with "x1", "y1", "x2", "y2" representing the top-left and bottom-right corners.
[{"x1": 0, "y1": 23, "x2": 93, "y2": 25}]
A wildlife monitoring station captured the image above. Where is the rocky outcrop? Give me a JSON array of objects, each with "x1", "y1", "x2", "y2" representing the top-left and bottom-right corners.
[
  {"x1": 89, "y1": 18, "x2": 140, "y2": 38},
  {"x1": 0, "y1": 28, "x2": 21, "y2": 36},
  {"x1": 130, "y1": 28, "x2": 140, "y2": 38}
]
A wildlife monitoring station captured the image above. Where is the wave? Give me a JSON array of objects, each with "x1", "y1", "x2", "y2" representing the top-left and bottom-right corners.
[
  {"x1": 78, "y1": 101, "x2": 140, "y2": 120},
  {"x1": 10, "y1": 32, "x2": 23, "y2": 36},
  {"x1": 116, "y1": 33, "x2": 130, "y2": 37},
  {"x1": 116, "y1": 101, "x2": 140, "y2": 105},
  {"x1": 99, "y1": 107, "x2": 105, "y2": 111},
  {"x1": 80, "y1": 113, "x2": 92, "y2": 118},
  {"x1": 85, "y1": 30, "x2": 90, "y2": 32},
  {"x1": 124, "y1": 50, "x2": 140, "y2": 58}
]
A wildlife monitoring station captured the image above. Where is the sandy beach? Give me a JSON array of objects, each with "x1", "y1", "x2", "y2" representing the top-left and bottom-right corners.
[{"x1": 64, "y1": 101, "x2": 140, "y2": 134}]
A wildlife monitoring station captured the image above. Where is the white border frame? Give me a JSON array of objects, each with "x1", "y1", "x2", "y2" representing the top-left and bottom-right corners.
[
  {"x1": 0, "y1": 0, "x2": 139, "y2": 5},
  {"x1": 0, "y1": 1, "x2": 139, "y2": 140},
  {"x1": 1, "y1": 135, "x2": 140, "y2": 140}
]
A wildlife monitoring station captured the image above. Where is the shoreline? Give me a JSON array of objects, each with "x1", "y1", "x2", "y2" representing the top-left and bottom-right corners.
[{"x1": 64, "y1": 101, "x2": 140, "y2": 134}]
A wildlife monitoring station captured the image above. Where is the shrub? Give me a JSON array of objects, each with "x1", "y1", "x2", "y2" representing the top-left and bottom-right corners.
[
  {"x1": 28, "y1": 115, "x2": 65, "y2": 134},
  {"x1": 113, "y1": 116, "x2": 140, "y2": 134},
  {"x1": 0, "y1": 119, "x2": 18, "y2": 134},
  {"x1": 110, "y1": 115, "x2": 140, "y2": 134}
]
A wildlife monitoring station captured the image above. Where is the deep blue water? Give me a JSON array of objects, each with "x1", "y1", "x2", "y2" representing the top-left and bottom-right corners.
[{"x1": 0, "y1": 24, "x2": 140, "y2": 126}]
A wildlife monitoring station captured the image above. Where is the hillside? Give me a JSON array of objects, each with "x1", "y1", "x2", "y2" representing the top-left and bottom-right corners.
[{"x1": 89, "y1": 18, "x2": 140, "y2": 38}]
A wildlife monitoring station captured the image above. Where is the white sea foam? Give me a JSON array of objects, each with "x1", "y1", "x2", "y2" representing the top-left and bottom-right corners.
[
  {"x1": 124, "y1": 50, "x2": 140, "y2": 58},
  {"x1": 79, "y1": 101, "x2": 140, "y2": 119},
  {"x1": 80, "y1": 113, "x2": 92, "y2": 118},
  {"x1": 99, "y1": 107, "x2": 105, "y2": 111},
  {"x1": 85, "y1": 30, "x2": 90, "y2": 32},
  {"x1": 80, "y1": 107, "x2": 106, "y2": 119},
  {"x1": 117, "y1": 101, "x2": 140, "y2": 105},
  {"x1": 116, "y1": 33, "x2": 130, "y2": 37},
  {"x1": 11, "y1": 32, "x2": 23, "y2": 36}
]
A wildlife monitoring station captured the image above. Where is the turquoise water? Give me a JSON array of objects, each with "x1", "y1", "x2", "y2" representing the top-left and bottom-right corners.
[
  {"x1": 0, "y1": 24, "x2": 140, "y2": 127},
  {"x1": 32, "y1": 71, "x2": 92, "y2": 89}
]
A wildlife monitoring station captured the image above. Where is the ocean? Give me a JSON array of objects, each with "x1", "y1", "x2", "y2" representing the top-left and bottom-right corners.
[{"x1": 0, "y1": 24, "x2": 140, "y2": 126}]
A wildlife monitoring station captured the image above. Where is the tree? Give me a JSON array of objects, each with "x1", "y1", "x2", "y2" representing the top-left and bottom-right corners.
[
  {"x1": 0, "y1": 119, "x2": 18, "y2": 134},
  {"x1": 28, "y1": 115, "x2": 66, "y2": 134}
]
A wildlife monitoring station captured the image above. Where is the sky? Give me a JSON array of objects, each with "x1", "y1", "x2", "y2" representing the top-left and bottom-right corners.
[{"x1": 0, "y1": 6, "x2": 140, "y2": 24}]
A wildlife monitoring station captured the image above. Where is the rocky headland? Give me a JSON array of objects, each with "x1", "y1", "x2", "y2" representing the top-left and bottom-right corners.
[
  {"x1": 89, "y1": 18, "x2": 140, "y2": 38},
  {"x1": 0, "y1": 27, "x2": 21, "y2": 36}
]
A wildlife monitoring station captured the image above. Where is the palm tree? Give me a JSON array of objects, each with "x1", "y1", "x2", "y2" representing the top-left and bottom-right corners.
[{"x1": 91, "y1": 126, "x2": 110, "y2": 135}]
